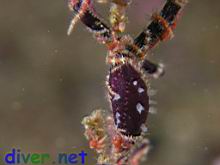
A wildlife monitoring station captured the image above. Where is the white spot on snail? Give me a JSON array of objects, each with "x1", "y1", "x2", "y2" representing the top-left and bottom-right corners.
[
  {"x1": 133, "y1": 80, "x2": 138, "y2": 86},
  {"x1": 116, "y1": 112, "x2": 121, "y2": 127},
  {"x1": 136, "y1": 103, "x2": 145, "y2": 114},
  {"x1": 113, "y1": 93, "x2": 121, "y2": 101},
  {"x1": 138, "y1": 87, "x2": 145, "y2": 93}
]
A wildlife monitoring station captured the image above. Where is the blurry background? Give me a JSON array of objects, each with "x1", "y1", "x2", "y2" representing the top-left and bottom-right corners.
[{"x1": 0, "y1": 0, "x2": 219, "y2": 164}]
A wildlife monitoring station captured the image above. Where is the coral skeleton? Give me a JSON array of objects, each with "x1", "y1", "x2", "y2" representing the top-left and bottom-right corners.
[{"x1": 67, "y1": 0, "x2": 187, "y2": 164}]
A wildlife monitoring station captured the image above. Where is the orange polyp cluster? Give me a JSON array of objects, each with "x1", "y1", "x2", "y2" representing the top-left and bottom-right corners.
[
  {"x1": 107, "y1": 40, "x2": 120, "y2": 53},
  {"x1": 86, "y1": 129, "x2": 106, "y2": 152},
  {"x1": 89, "y1": 139, "x2": 99, "y2": 149},
  {"x1": 112, "y1": 135, "x2": 124, "y2": 152},
  {"x1": 89, "y1": 138, "x2": 105, "y2": 151}
]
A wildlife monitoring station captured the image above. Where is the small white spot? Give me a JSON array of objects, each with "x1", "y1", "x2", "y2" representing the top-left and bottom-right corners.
[
  {"x1": 111, "y1": 58, "x2": 116, "y2": 65},
  {"x1": 116, "y1": 112, "x2": 121, "y2": 127},
  {"x1": 136, "y1": 103, "x2": 145, "y2": 114},
  {"x1": 153, "y1": 64, "x2": 165, "y2": 79},
  {"x1": 116, "y1": 119, "x2": 121, "y2": 125},
  {"x1": 116, "y1": 112, "x2": 120, "y2": 118},
  {"x1": 138, "y1": 87, "x2": 145, "y2": 93},
  {"x1": 133, "y1": 81, "x2": 138, "y2": 86},
  {"x1": 141, "y1": 124, "x2": 148, "y2": 133},
  {"x1": 113, "y1": 93, "x2": 121, "y2": 101},
  {"x1": 121, "y1": 57, "x2": 126, "y2": 64}
]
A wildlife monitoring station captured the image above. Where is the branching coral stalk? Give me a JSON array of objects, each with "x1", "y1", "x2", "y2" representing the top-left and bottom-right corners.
[{"x1": 66, "y1": 0, "x2": 187, "y2": 164}]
